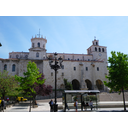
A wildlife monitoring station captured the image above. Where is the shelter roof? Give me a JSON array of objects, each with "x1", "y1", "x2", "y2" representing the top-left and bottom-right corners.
[{"x1": 64, "y1": 90, "x2": 100, "y2": 94}]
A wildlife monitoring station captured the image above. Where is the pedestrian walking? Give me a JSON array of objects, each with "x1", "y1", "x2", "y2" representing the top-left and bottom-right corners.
[
  {"x1": 49, "y1": 99, "x2": 54, "y2": 112},
  {"x1": 74, "y1": 100, "x2": 78, "y2": 112},
  {"x1": 1, "y1": 98, "x2": 5, "y2": 112},
  {"x1": 65, "y1": 102, "x2": 70, "y2": 110},
  {"x1": 89, "y1": 100, "x2": 93, "y2": 110},
  {"x1": 7, "y1": 97, "x2": 9, "y2": 103}
]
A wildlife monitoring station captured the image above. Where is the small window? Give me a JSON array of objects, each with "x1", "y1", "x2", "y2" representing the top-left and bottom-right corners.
[
  {"x1": 68, "y1": 58, "x2": 70, "y2": 60},
  {"x1": 51, "y1": 72, "x2": 53, "y2": 76},
  {"x1": 12, "y1": 64, "x2": 16, "y2": 72},
  {"x1": 32, "y1": 43, "x2": 34, "y2": 48},
  {"x1": 4, "y1": 64, "x2": 7, "y2": 70},
  {"x1": 36, "y1": 52, "x2": 39, "y2": 57},
  {"x1": 62, "y1": 72, "x2": 64, "y2": 76},
  {"x1": 38, "y1": 42, "x2": 40, "y2": 47},
  {"x1": 102, "y1": 48, "x2": 104, "y2": 52},
  {"x1": 97, "y1": 67, "x2": 99, "y2": 71},
  {"x1": 99, "y1": 48, "x2": 101, "y2": 52},
  {"x1": 10, "y1": 55, "x2": 11, "y2": 58},
  {"x1": 74, "y1": 67, "x2": 76, "y2": 71},
  {"x1": 96, "y1": 42, "x2": 98, "y2": 45},
  {"x1": 86, "y1": 67, "x2": 88, "y2": 71},
  {"x1": 95, "y1": 47, "x2": 97, "y2": 51},
  {"x1": 77, "y1": 59, "x2": 79, "y2": 61},
  {"x1": 88, "y1": 59, "x2": 90, "y2": 61}
]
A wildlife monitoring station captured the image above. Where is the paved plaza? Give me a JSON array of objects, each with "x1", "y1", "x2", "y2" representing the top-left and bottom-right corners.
[{"x1": 2, "y1": 99, "x2": 128, "y2": 112}]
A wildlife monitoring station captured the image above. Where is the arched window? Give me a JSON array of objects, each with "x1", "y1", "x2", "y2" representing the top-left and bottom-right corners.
[
  {"x1": 96, "y1": 42, "x2": 98, "y2": 45},
  {"x1": 99, "y1": 48, "x2": 101, "y2": 52},
  {"x1": 25, "y1": 55, "x2": 28, "y2": 58},
  {"x1": 102, "y1": 48, "x2": 104, "y2": 52},
  {"x1": 4, "y1": 64, "x2": 7, "y2": 70},
  {"x1": 16, "y1": 55, "x2": 19, "y2": 58},
  {"x1": 32, "y1": 43, "x2": 34, "y2": 48},
  {"x1": 36, "y1": 52, "x2": 39, "y2": 57},
  {"x1": 95, "y1": 47, "x2": 97, "y2": 51},
  {"x1": 12, "y1": 64, "x2": 16, "y2": 72},
  {"x1": 38, "y1": 42, "x2": 40, "y2": 47}
]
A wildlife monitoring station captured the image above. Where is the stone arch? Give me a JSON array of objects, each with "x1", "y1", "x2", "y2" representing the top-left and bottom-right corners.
[
  {"x1": 102, "y1": 48, "x2": 104, "y2": 52},
  {"x1": 16, "y1": 55, "x2": 19, "y2": 58},
  {"x1": 96, "y1": 79, "x2": 104, "y2": 90},
  {"x1": 72, "y1": 79, "x2": 80, "y2": 90},
  {"x1": 85, "y1": 79, "x2": 92, "y2": 90},
  {"x1": 95, "y1": 47, "x2": 97, "y2": 51},
  {"x1": 99, "y1": 48, "x2": 101, "y2": 52}
]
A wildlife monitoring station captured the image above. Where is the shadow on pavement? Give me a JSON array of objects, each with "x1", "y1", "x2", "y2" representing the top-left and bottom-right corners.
[
  {"x1": 12, "y1": 108, "x2": 28, "y2": 109},
  {"x1": 14, "y1": 103, "x2": 30, "y2": 106}
]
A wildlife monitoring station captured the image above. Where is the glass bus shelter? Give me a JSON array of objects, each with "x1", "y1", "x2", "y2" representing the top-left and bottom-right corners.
[{"x1": 62, "y1": 90, "x2": 100, "y2": 112}]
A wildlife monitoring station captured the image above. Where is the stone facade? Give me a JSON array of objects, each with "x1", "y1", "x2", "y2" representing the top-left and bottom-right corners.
[{"x1": 0, "y1": 35, "x2": 109, "y2": 91}]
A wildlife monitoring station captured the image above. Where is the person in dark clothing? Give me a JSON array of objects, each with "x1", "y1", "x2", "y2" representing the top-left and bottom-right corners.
[
  {"x1": 1, "y1": 99, "x2": 5, "y2": 112},
  {"x1": 82, "y1": 101, "x2": 86, "y2": 110},
  {"x1": 65, "y1": 102, "x2": 70, "y2": 110},
  {"x1": 49, "y1": 99, "x2": 54, "y2": 112}
]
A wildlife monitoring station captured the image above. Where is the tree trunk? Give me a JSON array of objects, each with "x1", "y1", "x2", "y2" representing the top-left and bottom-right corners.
[
  {"x1": 2, "y1": 93, "x2": 5, "y2": 100},
  {"x1": 33, "y1": 96, "x2": 35, "y2": 108},
  {"x1": 122, "y1": 86, "x2": 126, "y2": 111},
  {"x1": 32, "y1": 95, "x2": 37, "y2": 108}
]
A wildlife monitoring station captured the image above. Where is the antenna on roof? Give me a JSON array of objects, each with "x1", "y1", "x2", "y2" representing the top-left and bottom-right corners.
[{"x1": 94, "y1": 36, "x2": 96, "y2": 40}]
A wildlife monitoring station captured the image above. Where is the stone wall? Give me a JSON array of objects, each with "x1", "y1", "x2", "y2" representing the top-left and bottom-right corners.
[{"x1": 35, "y1": 90, "x2": 63, "y2": 100}]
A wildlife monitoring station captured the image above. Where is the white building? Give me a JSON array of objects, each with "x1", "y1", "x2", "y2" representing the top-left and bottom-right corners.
[{"x1": 0, "y1": 34, "x2": 108, "y2": 91}]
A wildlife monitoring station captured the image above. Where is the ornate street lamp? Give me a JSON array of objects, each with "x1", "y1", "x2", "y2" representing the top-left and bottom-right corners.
[
  {"x1": 48, "y1": 52, "x2": 63, "y2": 112},
  {"x1": 0, "y1": 43, "x2": 2, "y2": 47}
]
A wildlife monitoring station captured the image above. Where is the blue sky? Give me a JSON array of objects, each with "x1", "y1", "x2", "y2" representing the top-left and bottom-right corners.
[{"x1": 1, "y1": 16, "x2": 128, "y2": 60}]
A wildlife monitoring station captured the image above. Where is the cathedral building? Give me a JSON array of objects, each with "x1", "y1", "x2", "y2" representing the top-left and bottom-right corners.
[{"x1": 0, "y1": 34, "x2": 108, "y2": 91}]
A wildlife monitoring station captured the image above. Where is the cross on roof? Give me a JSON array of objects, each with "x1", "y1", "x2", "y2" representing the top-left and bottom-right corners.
[{"x1": 37, "y1": 29, "x2": 40, "y2": 38}]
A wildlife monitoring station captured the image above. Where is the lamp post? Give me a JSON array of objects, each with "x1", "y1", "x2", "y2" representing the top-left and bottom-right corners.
[
  {"x1": 48, "y1": 52, "x2": 63, "y2": 112},
  {"x1": 0, "y1": 43, "x2": 2, "y2": 47}
]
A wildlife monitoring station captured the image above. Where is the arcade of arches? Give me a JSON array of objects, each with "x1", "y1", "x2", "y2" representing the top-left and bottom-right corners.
[{"x1": 71, "y1": 79, "x2": 104, "y2": 91}]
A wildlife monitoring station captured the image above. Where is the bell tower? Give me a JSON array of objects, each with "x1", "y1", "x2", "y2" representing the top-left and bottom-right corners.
[
  {"x1": 87, "y1": 38, "x2": 107, "y2": 62},
  {"x1": 28, "y1": 32, "x2": 47, "y2": 60}
]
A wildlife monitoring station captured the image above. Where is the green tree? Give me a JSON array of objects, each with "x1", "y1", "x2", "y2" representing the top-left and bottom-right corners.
[
  {"x1": 104, "y1": 51, "x2": 128, "y2": 111},
  {"x1": 0, "y1": 70, "x2": 19, "y2": 99},
  {"x1": 15, "y1": 61, "x2": 45, "y2": 112},
  {"x1": 64, "y1": 78, "x2": 73, "y2": 90}
]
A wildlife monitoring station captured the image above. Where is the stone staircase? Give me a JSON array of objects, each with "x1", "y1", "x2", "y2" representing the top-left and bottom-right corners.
[{"x1": 99, "y1": 92, "x2": 128, "y2": 101}]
